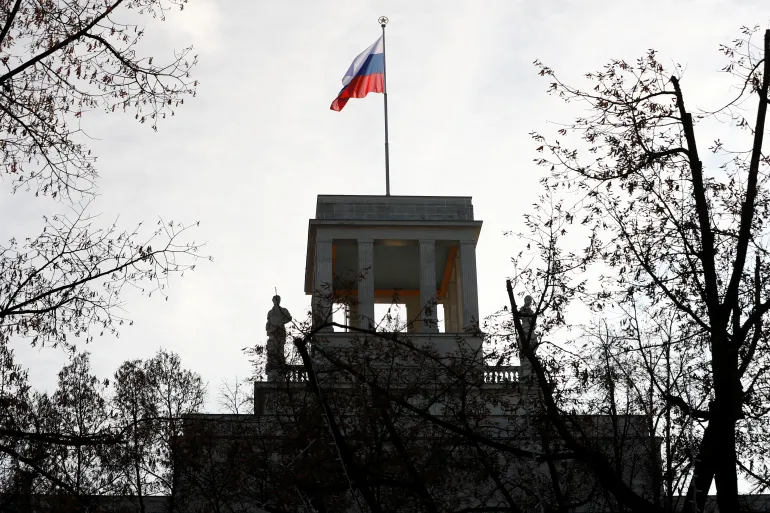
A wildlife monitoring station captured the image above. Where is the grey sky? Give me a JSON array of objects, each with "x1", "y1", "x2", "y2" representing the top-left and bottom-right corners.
[{"x1": 6, "y1": 0, "x2": 768, "y2": 408}]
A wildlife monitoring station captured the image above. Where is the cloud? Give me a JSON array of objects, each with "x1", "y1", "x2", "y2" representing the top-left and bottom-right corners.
[{"x1": 165, "y1": 0, "x2": 224, "y2": 53}]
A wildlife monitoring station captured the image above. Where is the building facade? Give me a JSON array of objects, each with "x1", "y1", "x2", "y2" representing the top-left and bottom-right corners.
[{"x1": 170, "y1": 195, "x2": 669, "y2": 513}]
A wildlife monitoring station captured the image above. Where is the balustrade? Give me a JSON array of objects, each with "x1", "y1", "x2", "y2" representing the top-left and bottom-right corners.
[{"x1": 255, "y1": 364, "x2": 520, "y2": 386}]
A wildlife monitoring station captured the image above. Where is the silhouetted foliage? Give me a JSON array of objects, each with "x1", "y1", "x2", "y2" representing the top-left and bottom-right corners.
[
  {"x1": 0, "y1": 0, "x2": 204, "y2": 504},
  {"x1": 0, "y1": 0, "x2": 197, "y2": 197},
  {"x1": 505, "y1": 24, "x2": 770, "y2": 513}
]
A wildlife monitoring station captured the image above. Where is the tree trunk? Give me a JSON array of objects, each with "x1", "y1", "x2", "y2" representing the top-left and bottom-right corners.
[
  {"x1": 169, "y1": 431, "x2": 178, "y2": 513},
  {"x1": 134, "y1": 425, "x2": 145, "y2": 513},
  {"x1": 684, "y1": 423, "x2": 714, "y2": 513},
  {"x1": 711, "y1": 333, "x2": 740, "y2": 513}
]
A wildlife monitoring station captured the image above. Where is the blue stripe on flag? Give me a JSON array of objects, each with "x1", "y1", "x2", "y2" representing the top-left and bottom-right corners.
[{"x1": 355, "y1": 53, "x2": 384, "y2": 77}]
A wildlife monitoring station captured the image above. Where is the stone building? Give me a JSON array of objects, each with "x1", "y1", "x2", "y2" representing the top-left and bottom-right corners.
[{"x1": 171, "y1": 194, "x2": 680, "y2": 513}]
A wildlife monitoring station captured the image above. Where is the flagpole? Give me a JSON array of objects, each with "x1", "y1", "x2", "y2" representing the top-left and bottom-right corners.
[{"x1": 379, "y1": 16, "x2": 390, "y2": 196}]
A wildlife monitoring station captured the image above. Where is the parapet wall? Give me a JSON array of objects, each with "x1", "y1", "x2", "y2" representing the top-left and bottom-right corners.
[{"x1": 315, "y1": 195, "x2": 474, "y2": 222}]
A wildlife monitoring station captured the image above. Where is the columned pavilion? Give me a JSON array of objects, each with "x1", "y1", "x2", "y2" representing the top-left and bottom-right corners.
[{"x1": 305, "y1": 195, "x2": 482, "y2": 335}]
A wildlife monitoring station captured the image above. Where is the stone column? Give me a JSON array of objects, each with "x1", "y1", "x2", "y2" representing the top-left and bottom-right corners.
[
  {"x1": 459, "y1": 240, "x2": 479, "y2": 331},
  {"x1": 404, "y1": 296, "x2": 421, "y2": 333},
  {"x1": 445, "y1": 264, "x2": 459, "y2": 333},
  {"x1": 313, "y1": 236, "x2": 333, "y2": 332},
  {"x1": 346, "y1": 302, "x2": 360, "y2": 330},
  {"x1": 419, "y1": 239, "x2": 438, "y2": 333},
  {"x1": 455, "y1": 253, "x2": 464, "y2": 328},
  {"x1": 357, "y1": 238, "x2": 375, "y2": 330}
]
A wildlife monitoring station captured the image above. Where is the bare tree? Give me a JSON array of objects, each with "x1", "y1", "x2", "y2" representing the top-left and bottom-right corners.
[
  {"x1": 0, "y1": 0, "x2": 197, "y2": 197},
  {"x1": 145, "y1": 349, "x2": 205, "y2": 511},
  {"x1": 499, "y1": 25, "x2": 770, "y2": 513},
  {"x1": 112, "y1": 358, "x2": 156, "y2": 511},
  {"x1": 0, "y1": 205, "x2": 202, "y2": 349},
  {"x1": 0, "y1": 343, "x2": 35, "y2": 508},
  {"x1": 218, "y1": 376, "x2": 253, "y2": 415},
  {"x1": 47, "y1": 352, "x2": 114, "y2": 499},
  {"x1": 0, "y1": 0, "x2": 204, "y2": 499}
]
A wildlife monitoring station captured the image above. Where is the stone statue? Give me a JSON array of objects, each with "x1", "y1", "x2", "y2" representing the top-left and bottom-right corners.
[
  {"x1": 517, "y1": 295, "x2": 538, "y2": 379},
  {"x1": 265, "y1": 295, "x2": 292, "y2": 380},
  {"x1": 518, "y1": 295, "x2": 538, "y2": 353}
]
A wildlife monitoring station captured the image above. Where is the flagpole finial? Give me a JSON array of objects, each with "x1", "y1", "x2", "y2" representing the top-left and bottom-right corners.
[{"x1": 378, "y1": 16, "x2": 389, "y2": 27}]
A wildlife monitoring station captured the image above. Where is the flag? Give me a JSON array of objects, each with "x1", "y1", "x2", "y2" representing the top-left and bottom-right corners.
[{"x1": 330, "y1": 36, "x2": 384, "y2": 112}]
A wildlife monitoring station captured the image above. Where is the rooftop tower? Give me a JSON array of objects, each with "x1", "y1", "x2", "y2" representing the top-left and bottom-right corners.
[{"x1": 305, "y1": 195, "x2": 482, "y2": 336}]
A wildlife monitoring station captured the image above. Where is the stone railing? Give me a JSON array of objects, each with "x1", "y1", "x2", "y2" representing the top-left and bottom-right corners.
[
  {"x1": 255, "y1": 364, "x2": 521, "y2": 387},
  {"x1": 283, "y1": 365, "x2": 308, "y2": 383},
  {"x1": 483, "y1": 365, "x2": 520, "y2": 384},
  {"x1": 253, "y1": 365, "x2": 308, "y2": 386}
]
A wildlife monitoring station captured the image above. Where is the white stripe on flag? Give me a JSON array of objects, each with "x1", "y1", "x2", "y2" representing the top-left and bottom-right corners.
[{"x1": 340, "y1": 36, "x2": 384, "y2": 87}]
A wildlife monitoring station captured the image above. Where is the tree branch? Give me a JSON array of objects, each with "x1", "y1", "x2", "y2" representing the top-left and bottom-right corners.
[
  {"x1": 724, "y1": 34, "x2": 770, "y2": 314},
  {"x1": 670, "y1": 76, "x2": 720, "y2": 322},
  {"x1": 0, "y1": 0, "x2": 21, "y2": 50},
  {"x1": 506, "y1": 280, "x2": 662, "y2": 513},
  {"x1": 294, "y1": 338, "x2": 384, "y2": 513},
  {"x1": 739, "y1": 254, "x2": 763, "y2": 378},
  {"x1": 663, "y1": 394, "x2": 710, "y2": 420},
  {"x1": 0, "y1": 0, "x2": 126, "y2": 85}
]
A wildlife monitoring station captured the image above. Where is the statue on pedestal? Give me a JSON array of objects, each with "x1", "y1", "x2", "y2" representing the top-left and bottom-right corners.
[
  {"x1": 518, "y1": 295, "x2": 539, "y2": 357},
  {"x1": 266, "y1": 295, "x2": 292, "y2": 380}
]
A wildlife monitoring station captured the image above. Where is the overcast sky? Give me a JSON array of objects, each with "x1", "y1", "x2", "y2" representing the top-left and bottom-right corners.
[{"x1": 6, "y1": 0, "x2": 769, "y2": 409}]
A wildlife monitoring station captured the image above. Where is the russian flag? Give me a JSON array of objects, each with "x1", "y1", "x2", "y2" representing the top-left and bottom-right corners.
[{"x1": 330, "y1": 36, "x2": 384, "y2": 112}]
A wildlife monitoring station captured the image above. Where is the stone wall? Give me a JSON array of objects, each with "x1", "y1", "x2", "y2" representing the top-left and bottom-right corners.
[{"x1": 316, "y1": 195, "x2": 474, "y2": 221}]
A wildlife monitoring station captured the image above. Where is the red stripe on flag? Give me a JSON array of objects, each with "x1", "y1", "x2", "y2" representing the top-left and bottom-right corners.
[{"x1": 330, "y1": 73, "x2": 384, "y2": 112}]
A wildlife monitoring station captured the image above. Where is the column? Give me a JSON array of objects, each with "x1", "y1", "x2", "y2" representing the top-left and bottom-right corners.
[
  {"x1": 445, "y1": 265, "x2": 459, "y2": 333},
  {"x1": 459, "y1": 240, "x2": 479, "y2": 332},
  {"x1": 357, "y1": 238, "x2": 375, "y2": 330},
  {"x1": 455, "y1": 253, "x2": 464, "y2": 328},
  {"x1": 346, "y1": 302, "x2": 359, "y2": 330},
  {"x1": 313, "y1": 236, "x2": 333, "y2": 332},
  {"x1": 404, "y1": 296, "x2": 421, "y2": 333},
  {"x1": 419, "y1": 239, "x2": 438, "y2": 333}
]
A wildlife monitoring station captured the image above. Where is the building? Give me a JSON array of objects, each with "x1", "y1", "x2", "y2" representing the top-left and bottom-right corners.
[{"x1": 171, "y1": 194, "x2": 675, "y2": 513}]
